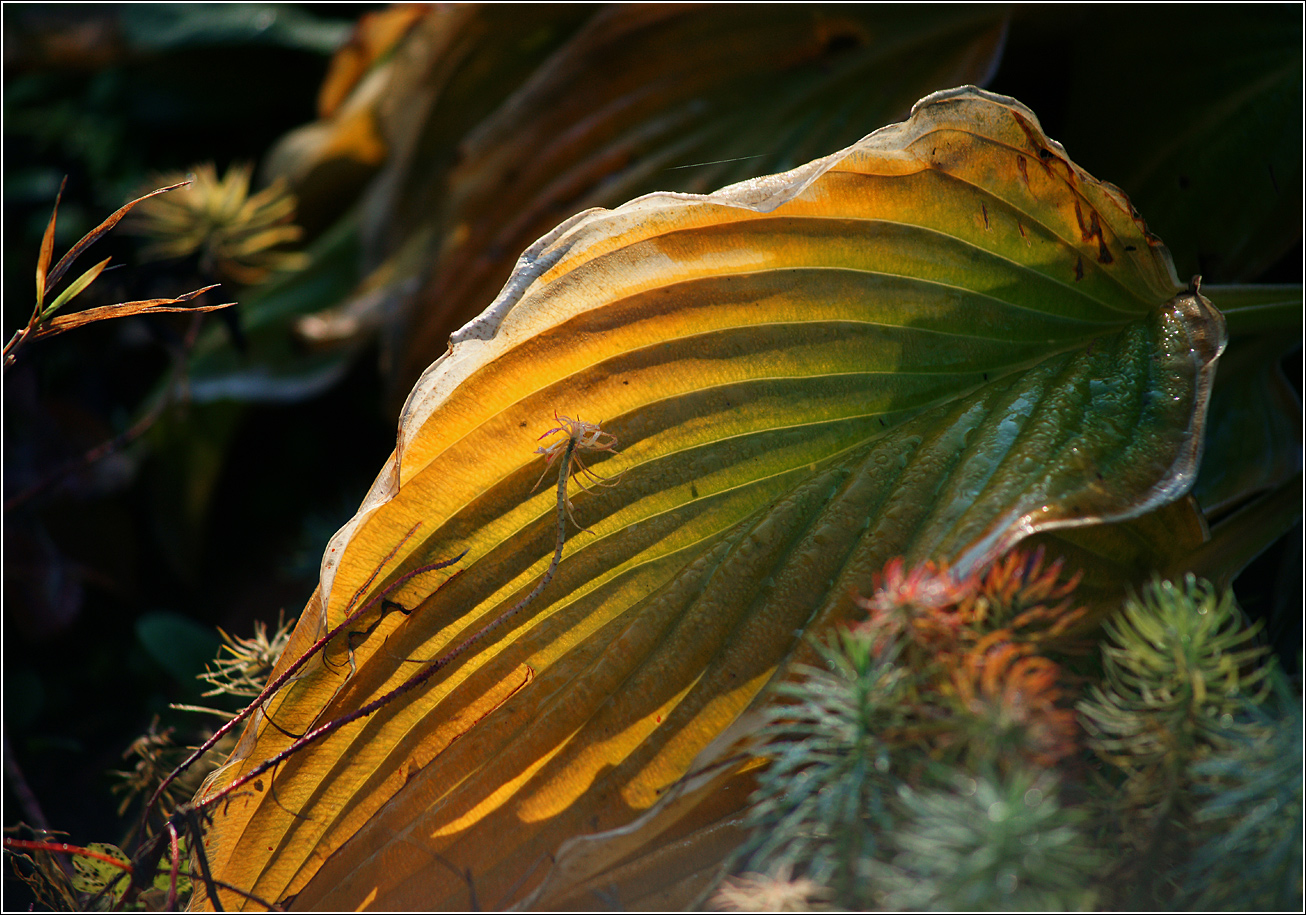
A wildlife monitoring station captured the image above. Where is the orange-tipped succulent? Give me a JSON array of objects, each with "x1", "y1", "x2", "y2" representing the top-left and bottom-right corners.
[
  {"x1": 950, "y1": 641, "x2": 1080, "y2": 768},
  {"x1": 961, "y1": 546, "x2": 1089, "y2": 648},
  {"x1": 854, "y1": 557, "x2": 976, "y2": 655}
]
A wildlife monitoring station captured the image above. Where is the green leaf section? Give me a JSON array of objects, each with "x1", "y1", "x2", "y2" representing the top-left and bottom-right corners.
[
  {"x1": 1203, "y1": 284, "x2": 1303, "y2": 335},
  {"x1": 69, "y1": 843, "x2": 131, "y2": 902},
  {"x1": 196, "y1": 89, "x2": 1225, "y2": 910},
  {"x1": 1193, "y1": 332, "x2": 1302, "y2": 518},
  {"x1": 136, "y1": 612, "x2": 221, "y2": 687}
]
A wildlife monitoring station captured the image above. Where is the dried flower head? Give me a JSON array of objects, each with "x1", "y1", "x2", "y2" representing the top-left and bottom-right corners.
[
  {"x1": 199, "y1": 612, "x2": 293, "y2": 699},
  {"x1": 127, "y1": 163, "x2": 308, "y2": 285},
  {"x1": 712, "y1": 867, "x2": 833, "y2": 912}
]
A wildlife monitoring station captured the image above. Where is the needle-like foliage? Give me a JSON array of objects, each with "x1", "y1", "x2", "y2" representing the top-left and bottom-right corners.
[
  {"x1": 1181, "y1": 675, "x2": 1304, "y2": 910},
  {"x1": 732, "y1": 550, "x2": 1096, "y2": 909},
  {"x1": 874, "y1": 767, "x2": 1102, "y2": 911},
  {"x1": 1078, "y1": 575, "x2": 1272, "y2": 809},
  {"x1": 736, "y1": 629, "x2": 915, "y2": 902},
  {"x1": 198, "y1": 613, "x2": 294, "y2": 700}
]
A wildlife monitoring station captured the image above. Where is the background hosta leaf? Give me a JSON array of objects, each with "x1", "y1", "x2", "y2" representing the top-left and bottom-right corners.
[
  {"x1": 184, "y1": 4, "x2": 1009, "y2": 405},
  {"x1": 194, "y1": 88, "x2": 1225, "y2": 910},
  {"x1": 378, "y1": 4, "x2": 1012, "y2": 398},
  {"x1": 1192, "y1": 333, "x2": 1302, "y2": 519}
]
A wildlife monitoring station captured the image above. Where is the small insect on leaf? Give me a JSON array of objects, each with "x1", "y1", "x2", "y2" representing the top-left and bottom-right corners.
[{"x1": 534, "y1": 413, "x2": 622, "y2": 531}]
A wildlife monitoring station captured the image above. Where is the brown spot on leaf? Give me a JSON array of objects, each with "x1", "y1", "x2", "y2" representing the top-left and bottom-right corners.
[
  {"x1": 1074, "y1": 202, "x2": 1113, "y2": 264},
  {"x1": 1011, "y1": 110, "x2": 1042, "y2": 152},
  {"x1": 1124, "y1": 245, "x2": 1137, "y2": 252},
  {"x1": 1017, "y1": 155, "x2": 1030, "y2": 187},
  {"x1": 1074, "y1": 256, "x2": 1084, "y2": 281},
  {"x1": 981, "y1": 203, "x2": 990, "y2": 229},
  {"x1": 1090, "y1": 213, "x2": 1112, "y2": 264}
]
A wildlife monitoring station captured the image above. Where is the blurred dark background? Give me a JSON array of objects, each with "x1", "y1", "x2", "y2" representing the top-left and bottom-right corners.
[
  {"x1": 3, "y1": 3, "x2": 394, "y2": 879},
  {"x1": 2, "y1": 4, "x2": 1300, "y2": 908}
]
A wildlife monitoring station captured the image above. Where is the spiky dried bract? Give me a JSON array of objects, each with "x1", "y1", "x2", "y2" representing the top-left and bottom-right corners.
[
  {"x1": 874, "y1": 768, "x2": 1101, "y2": 911},
  {"x1": 1182, "y1": 680, "x2": 1303, "y2": 910},
  {"x1": 534, "y1": 412, "x2": 620, "y2": 528},
  {"x1": 110, "y1": 719, "x2": 231, "y2": 825},
  {"x1": 1078, "y1": 574, "x2": 1272, "y2": 799},
  {"x1": 738, "y1": 629, "x2": 914, "y2": 899},
  {"x1": 710, "y1": 867, "x2": 833, "y2": 912},
  {"x1": 127, "y1": 163, "x2": 307, "y2": 285},
  {"x1": 199, "y1": 613, "x2": 293, "y2": 699}
]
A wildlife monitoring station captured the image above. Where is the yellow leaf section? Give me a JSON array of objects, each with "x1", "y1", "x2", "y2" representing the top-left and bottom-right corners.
[{"x1": 193, "y1": 88, "x2": 1205, "y2": 911}]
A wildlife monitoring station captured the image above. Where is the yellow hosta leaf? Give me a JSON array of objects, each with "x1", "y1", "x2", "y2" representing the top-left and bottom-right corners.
[{"x1": 193, "y1": 87, "x2": 1225, "y2": 910}]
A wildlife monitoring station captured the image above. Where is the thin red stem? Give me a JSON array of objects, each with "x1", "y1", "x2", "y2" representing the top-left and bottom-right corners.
[
  {"x1": 165, "y1": 822, "x2": 181, "y2": 911},
  {"x1": 138, "y1": 533, "x2": 464, "y2": 834},
  {"x1": 3, "y1": 838, "x2": 132, "y2": 873},
  {"x1": 195, "y1": 441, "x2": 576, "y2": 816}
]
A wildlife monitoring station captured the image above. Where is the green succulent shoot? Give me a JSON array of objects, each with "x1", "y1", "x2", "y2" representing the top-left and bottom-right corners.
[{"x1": 1079, "y1": 575, "x2": 1273, "y2": 785}]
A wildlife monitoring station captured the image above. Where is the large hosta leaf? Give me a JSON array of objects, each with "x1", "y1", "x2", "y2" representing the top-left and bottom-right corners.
[{"x1": 194, "y1": 87, "x2": 1226, "y2": 910}]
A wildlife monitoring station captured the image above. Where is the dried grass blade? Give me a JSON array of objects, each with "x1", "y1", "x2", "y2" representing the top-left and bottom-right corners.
[
  {"x1": 41, "y1": 257, "x2": 112, "y2": 320},
  {"x1": 45, "y1": 179, "x2": 192, "y2": 292},
  {"x1": 34, "y1": 176, "x2": 67, "y2": 310},
  {"x1": 33, "y1": 289, "x2": 232, "y2": 340}
]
